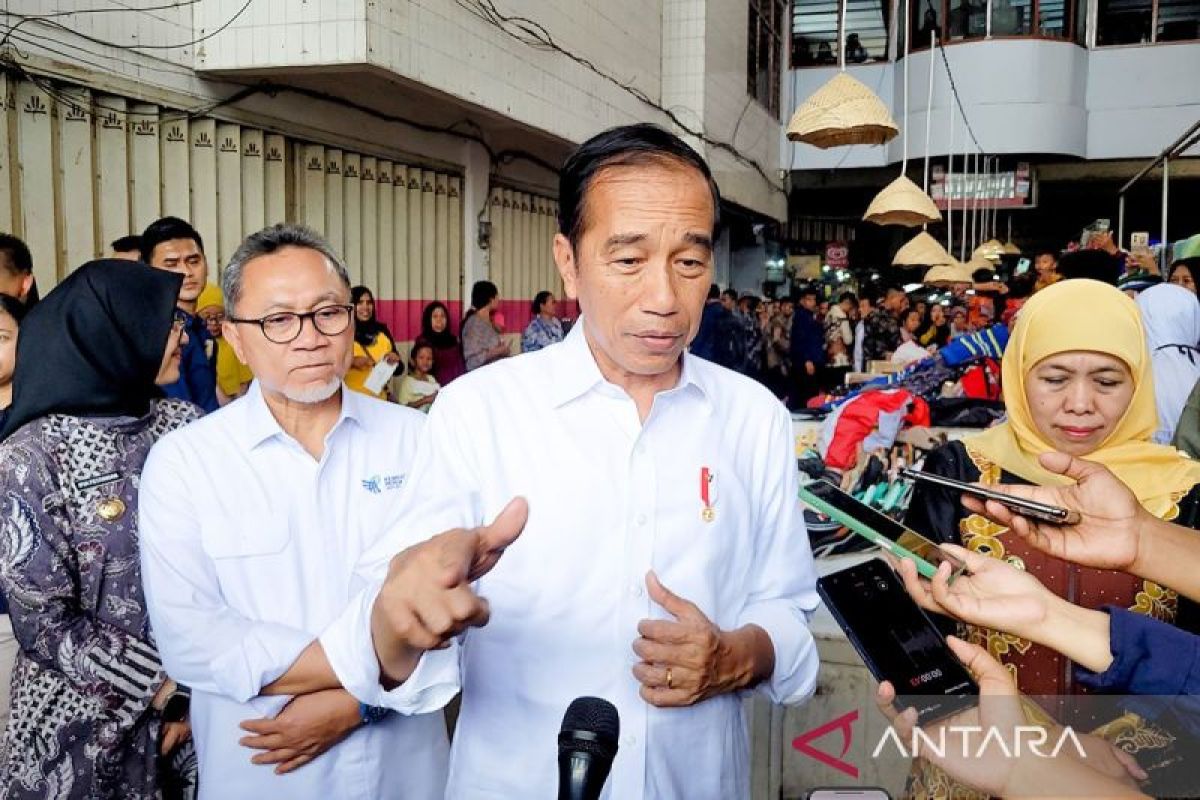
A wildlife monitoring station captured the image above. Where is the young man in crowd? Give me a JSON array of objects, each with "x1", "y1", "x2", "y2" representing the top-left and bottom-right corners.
[
  {"x1": 790, "y1": 286, "x2": 826, "y2": 408},
  {"x1": 861, "y1": 284, "x2": 907, "y2": 363},
  {"x1": 141, "y1": 217, "x2": 219, "y2": 413},
  {"x1": 766, "y1": 294, "x2": 794, "y2": 397}
]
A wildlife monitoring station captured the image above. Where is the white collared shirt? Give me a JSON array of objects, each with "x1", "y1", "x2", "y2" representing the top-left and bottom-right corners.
[
  {"x1": 138, "y1": 382, "x2": 448, "y2": 800},
  {"x1": 322, "y1": 321, "x2": 819, "y2": 799}
]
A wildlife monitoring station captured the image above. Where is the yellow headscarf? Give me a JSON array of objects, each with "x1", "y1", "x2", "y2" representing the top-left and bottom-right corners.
[
  {"x1": 196, "y1": 283, "x2": 223, "y2": 314},
  {"x1": 966, "y1": 278, "x2": 1200, "y2": 517}
]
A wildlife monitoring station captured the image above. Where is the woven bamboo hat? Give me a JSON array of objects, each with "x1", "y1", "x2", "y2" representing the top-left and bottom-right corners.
[
  {"x1": 923, "y1": 261, "x2": 975, "y2": 286},
  {"x1": 966, "y1": 255, "x2": 997, "y2": 275},
  {"x1": 864, "y1": 175, "x2": 942, "y2": 226},
  {"x1": 787, "y1": 72, "x2": 899, "y2": 149},
  {"x1": 893, "y1": 231, "x2": 954, "y2": 267},
  {"x1": 972, "y1": 239, "x2": 1004, "y2": 261}
]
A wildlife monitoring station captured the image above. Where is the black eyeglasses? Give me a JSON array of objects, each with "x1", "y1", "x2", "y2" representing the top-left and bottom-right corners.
[{"x1": 229, "y1": 304, "x2": 354, "y2": 344}]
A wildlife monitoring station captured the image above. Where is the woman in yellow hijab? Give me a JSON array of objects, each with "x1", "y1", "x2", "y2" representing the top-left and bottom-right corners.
[{"x1": 905, "y1": 279, "x2": 1200, "y2": 798}]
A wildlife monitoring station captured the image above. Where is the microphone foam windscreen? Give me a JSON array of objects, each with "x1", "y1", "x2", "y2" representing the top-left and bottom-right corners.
[{"x1": 559, "y1": 697, "x2": 620, "y2": 758}]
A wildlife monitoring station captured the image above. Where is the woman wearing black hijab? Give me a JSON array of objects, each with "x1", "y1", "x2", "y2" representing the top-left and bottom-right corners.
[
  {"x1": 0, "y1": 261, "x2": 199, "y2": 799},
  {"x1": 416, "y1": 300, "x2": 466, "y2": 385},
  {"x1": 345, "y1": 285, "x2": 401, "y2": 398}
]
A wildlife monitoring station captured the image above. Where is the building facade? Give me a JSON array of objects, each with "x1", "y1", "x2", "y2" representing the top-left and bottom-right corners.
[{"x1": 787, "y1": 0, "x2": 1200, "y2": 270}]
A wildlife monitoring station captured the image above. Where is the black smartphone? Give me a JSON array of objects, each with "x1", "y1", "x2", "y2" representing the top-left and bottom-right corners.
[
  {"x1": 900, "y1": 468, "x2": 1081, "y2": 525},
  {"x1": 817, "y1": 559, "x2": 978, "y2": 725},
  {"x1": 801, "y1": 480, "x2": 968, "y2": 581}
]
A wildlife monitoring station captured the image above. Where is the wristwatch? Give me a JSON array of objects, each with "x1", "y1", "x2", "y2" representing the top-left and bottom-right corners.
[
  {"x1": 161, "y1": 685, "x2": 191, "y2": 723},
  {"x1": 359, "y1": 703, "x2": 390, "y2": 725}
]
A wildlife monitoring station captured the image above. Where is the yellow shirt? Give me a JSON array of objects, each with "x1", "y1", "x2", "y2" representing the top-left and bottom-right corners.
[
  {"x1": 345, "y1": 332, "x2": 396, "y2": 398},
  {"x1": 213, "y1": 338, "x2": 253, "y2": 399}
]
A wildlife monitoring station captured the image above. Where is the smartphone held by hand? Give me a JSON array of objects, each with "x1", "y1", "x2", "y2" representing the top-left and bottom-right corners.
[
  {"x1": 900, "y1": 468, "x2": 1080, "y2": 525},
  {"x1": 818, "y1": 559, "x2": 978, "y2": 725}
]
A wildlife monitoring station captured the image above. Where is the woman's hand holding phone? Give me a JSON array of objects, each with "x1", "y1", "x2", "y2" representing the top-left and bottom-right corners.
[
  {"x1": 894, "y1": 545, "x2": 1116, "y2": 674},
  {"x1": 893, "y1": 547, "x2": 1055, "y2": 644}
]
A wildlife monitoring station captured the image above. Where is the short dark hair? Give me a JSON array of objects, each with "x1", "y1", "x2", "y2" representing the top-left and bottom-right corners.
[
  {"x1": 721, "y1": 288, "x2": 738, "y2": 301},
  {"x1": 0, "y1": 233, "x2": 32, "y2": 277},
  {"x1": 883, "y1": 284, "x2": 904, "y2": 297},
  {"x1": 470, "y1": 280, "x2": 499, "y2": 310},
  {"x1": 558, "y1": 123, "x2": 721, "y2": 252},
  {"x1": 1058, "y1": 249, "x2": 1121, "y2": 286},
  {"x1": 0, "y1": 293, "x2": 26, "y2": 324},
  {"x1": 140, "y1": 216, "x2": 204, "y2": 263},
  {"x1": 111, "y1": 235, "x2": 142, "y2": 254},
  {"x1": 409, "y1": 341, "x2": 434, "y2": 373},
  {"x1": 837, "y1": 291, "x2": 857, "y2": 305},
  {"x1": 798, "y1": 286, "x2": 819, "y2": 301},
  {"x1": 707, "y1": 283, "x2": 721, "y2": 300},
  {"x1": 971, "y1": 267, "x2": 995, "y2": 283},
  {"x1": 1035, "y1": 250, "x2": 1058, "y2": 261},
  {"x1": 531, "y1": 290, "x2": 553, "y2": 315}
]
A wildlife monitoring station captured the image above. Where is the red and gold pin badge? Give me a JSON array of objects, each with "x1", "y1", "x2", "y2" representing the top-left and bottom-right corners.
[{"x1": 700, "y1": 467, "x2": 715, "y2": 522}]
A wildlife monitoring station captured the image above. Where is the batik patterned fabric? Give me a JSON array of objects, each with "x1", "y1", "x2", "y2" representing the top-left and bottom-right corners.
[{"x1": 0, "y1": 399, "x2": 200, "y2": 800}]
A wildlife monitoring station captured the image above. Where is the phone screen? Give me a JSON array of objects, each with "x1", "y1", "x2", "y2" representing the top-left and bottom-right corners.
[
  {"x1": 802, "y1": 480, "x2": 966, "y2": 579},
  {"x1": 818, "y1": 559, "x2": 978, "y2": 724}
]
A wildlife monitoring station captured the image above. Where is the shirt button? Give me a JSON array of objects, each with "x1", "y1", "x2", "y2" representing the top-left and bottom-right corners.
[
  {"x1": 624, "y1": 735, "x2": 637, "y2": 746},
  {"x1": 630, "y1": 584, "x2": 644, "y2": 598},
  {"x1": 636, "y1": 513, "x2": 647, "y2": 526}
]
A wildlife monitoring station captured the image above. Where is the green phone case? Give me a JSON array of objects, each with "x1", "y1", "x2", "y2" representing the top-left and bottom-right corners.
[{"x1": 799, "y1": 482, "x2": 942, "y2": 580}]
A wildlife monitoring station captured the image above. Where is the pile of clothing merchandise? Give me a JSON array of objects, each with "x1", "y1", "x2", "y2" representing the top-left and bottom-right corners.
[
  {"x1": 797, "y1": 325, "x2": 1010, "y2": 557},
  {"x1": 812, "y1": 324, "x2": 1009, "y2": 413},
  {"x1": 804, "y1": 324, "x2": 1009, "y2": 449}
]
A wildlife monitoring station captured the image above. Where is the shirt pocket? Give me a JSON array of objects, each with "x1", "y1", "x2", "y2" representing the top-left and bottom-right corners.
[{"x1": 199, "y1": 515, "x2": 290, "y2": 560}]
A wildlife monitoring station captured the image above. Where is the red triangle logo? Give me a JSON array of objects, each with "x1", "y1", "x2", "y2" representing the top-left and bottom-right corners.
[{"x1": 791, "y1": 709, "x2": 860, "y2": 778}]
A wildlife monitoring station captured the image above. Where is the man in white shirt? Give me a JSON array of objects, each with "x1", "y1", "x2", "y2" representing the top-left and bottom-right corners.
[
  {"x1": 138, "y1": 224, "x2": 449, "y2": 799},
  {"x1": 313, "y1": 124, "x2": 821, "y2": 798}
]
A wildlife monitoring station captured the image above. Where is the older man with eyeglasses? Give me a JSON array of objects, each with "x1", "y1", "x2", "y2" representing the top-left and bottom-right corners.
[{"x1": 136, "y1": 224, "x2": 450, "y2": 799}]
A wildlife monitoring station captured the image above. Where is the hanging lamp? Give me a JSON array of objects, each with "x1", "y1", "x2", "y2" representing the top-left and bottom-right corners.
[
  {"x1": 863, "y1": 0, "x2": 938, "y2": 226},
  {"x1": 923, "y1": 261, "x2": 975, "y2": 286},
  {"x1": 864, "y1": 175, "x2": 941, "y2": 226},
  {"x1": 893, "y1": 231, "x2": 954, "y2": 267},
  {"x1": 786, "y1": 0, "x2": 898, "y2": 148}
]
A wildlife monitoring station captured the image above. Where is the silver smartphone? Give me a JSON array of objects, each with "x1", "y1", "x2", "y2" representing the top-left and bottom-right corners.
[{"x1": 901, "y1": 468, "x2": 1080, "y2": 525}]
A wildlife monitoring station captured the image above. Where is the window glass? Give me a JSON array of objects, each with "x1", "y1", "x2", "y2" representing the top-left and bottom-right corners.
[{"x1": 1097, "y1": 0, "x2": 1154, "y2": 43}]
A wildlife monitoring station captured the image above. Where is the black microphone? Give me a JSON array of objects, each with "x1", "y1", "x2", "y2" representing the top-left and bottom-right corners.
[{"x1": 557, "y1": 696, "x2": 620, "y2": 800}]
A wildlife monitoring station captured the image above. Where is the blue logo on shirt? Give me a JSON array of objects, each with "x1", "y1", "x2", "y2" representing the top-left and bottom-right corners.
[{"x1": 362, "y1": 474, "x2": 406, "y2": 494}]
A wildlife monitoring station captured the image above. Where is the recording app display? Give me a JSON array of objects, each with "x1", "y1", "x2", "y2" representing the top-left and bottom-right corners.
[
  {"x1": 805, "y1": 480, "x2": 963, "y2": 574},
  {"x1": 818, "y1": 560, "x2": 977, "y2": 724}
]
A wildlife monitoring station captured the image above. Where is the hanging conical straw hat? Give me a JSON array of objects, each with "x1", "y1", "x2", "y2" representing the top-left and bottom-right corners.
[
  {"x1": 1002, "y1": 240, "x2": 1021, "y2": 255},
  {"x1": 923, "y1": 261, "x2": 975, "y2": 286},
  {"x1": 787, "y1": 72, "x2": 899, "y2": 149},
  {"x1": 893, "y1": 231, "x2": 953, "y2": 266},
  {"x1": 966, "y1": 255, "x2": 996, "y2": 275},
  {"x1": 972, "y1": 239, "x2": 1004, "y2": 261},
  {"x1": 864, "y1": 175, "x2": 942, "y2": 227}
]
